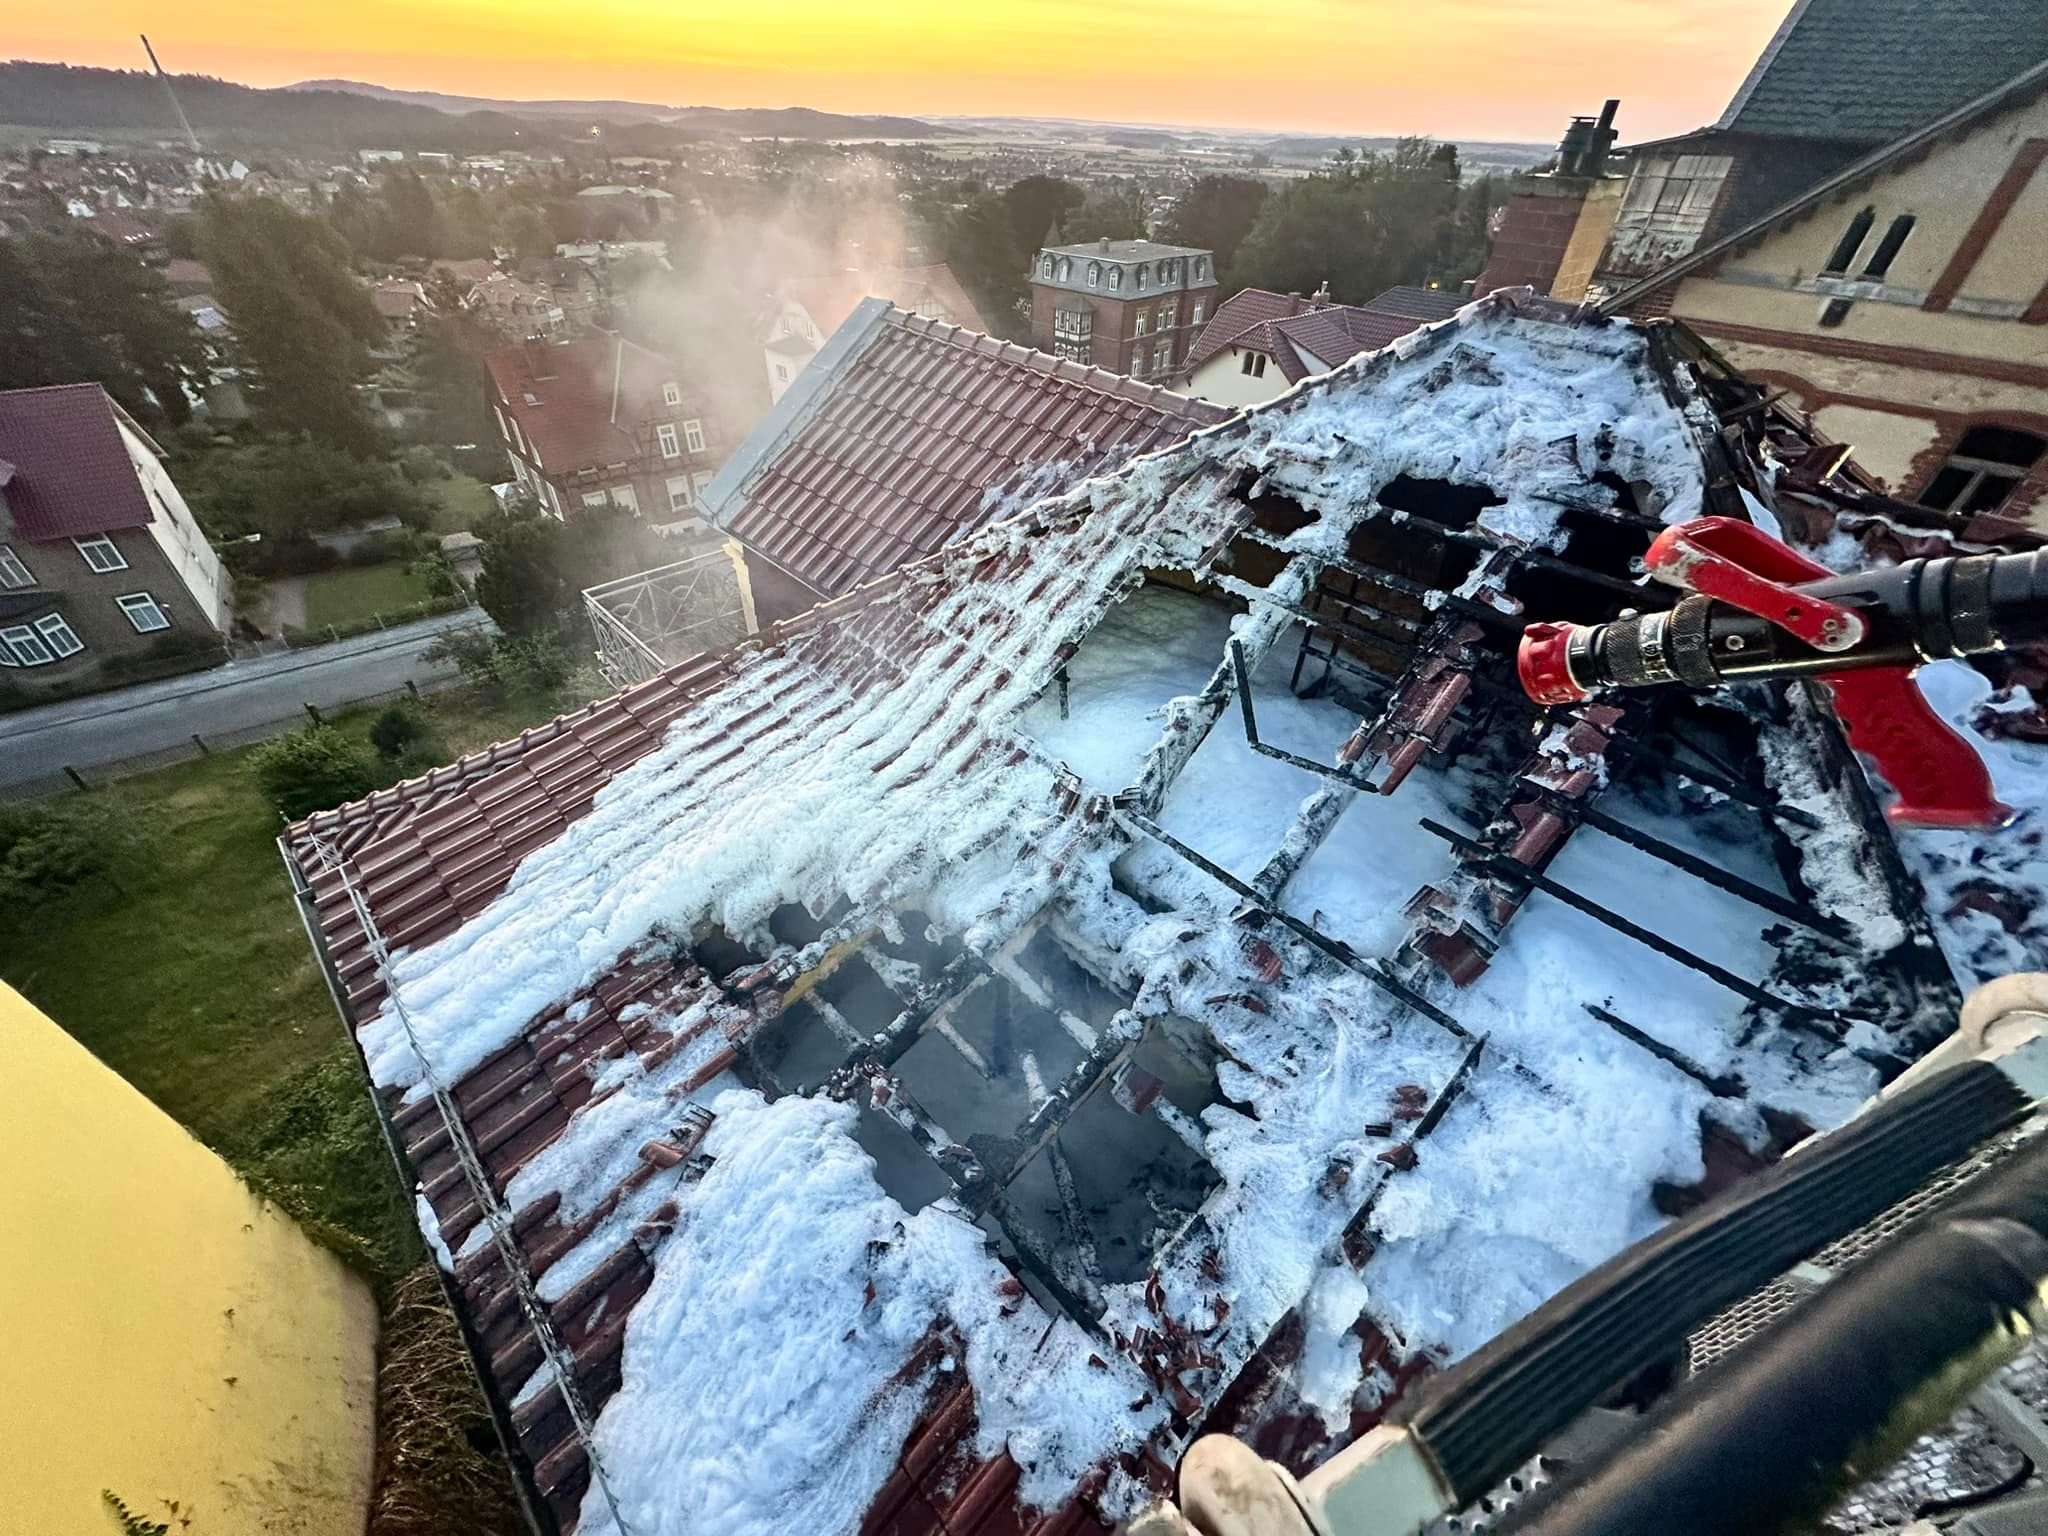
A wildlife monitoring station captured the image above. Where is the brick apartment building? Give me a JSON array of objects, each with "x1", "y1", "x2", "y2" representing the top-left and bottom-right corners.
[
  {"x1": 1029, "y1": 238, "x2": 1219, "y2": 381},
  {"x1": 485, "y1": 336, "x2": 730, "y2": 526}
]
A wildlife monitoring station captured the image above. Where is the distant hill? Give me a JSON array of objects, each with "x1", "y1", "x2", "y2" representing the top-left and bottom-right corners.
[
  {"x1": 0, "y1": 62, "x2": 950, "y2": 152},
  {"x1": 0, "y1": 62, "x2": 563, "y2": 152},
  {"x1": 287, "y1": 79, "x2": 679, "y2": 122},
  {"x1": 292, "y1": 78, "x2": 950, "y2": 139}
]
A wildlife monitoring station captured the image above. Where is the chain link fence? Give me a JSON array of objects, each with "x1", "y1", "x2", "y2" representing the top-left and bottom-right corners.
[{"x1": 0, "y1": 675, "x2": 459, "y2": 803}]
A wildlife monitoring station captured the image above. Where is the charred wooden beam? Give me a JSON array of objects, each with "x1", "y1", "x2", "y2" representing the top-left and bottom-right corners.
[
  {"x1": 1564, "y1": 802, "x2": 1860, "y2": 947},
  {"x1": 1114, "y1": 806, "x2": 1471, "y2": 1040},
  {"x1": 1419, "y1": 818, "x2": 1848, "y2": 1027},
  {"x1": 1230, "y1": 637, "x2": 1383, "y2": 794},
  {"x1": 1603, "y1": 732, "x2": 1824, "y2": 831},
  {"x1": 1586, "y1": 1005, "x2": 1747, "y2": 1098}
]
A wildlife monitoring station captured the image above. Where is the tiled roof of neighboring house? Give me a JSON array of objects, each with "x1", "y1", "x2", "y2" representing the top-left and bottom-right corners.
[
  {"x1": 1186, "y1": 285, "x2": 1466, "y2": 379},
  {"x1": 1601, "y1": 56, "x2": 2048, "y2": 316},
  {"x1": 466, "y1": 272, "x2": 551, "y2": 313},
  {"x1": 0, "y1": 383, "x2": 154, "y2": 542},
  {"x1": 370, "y1": 279, "x2": 431, "y2": 321},
  {"x1": 484, "y1": 336, "x2": 689, "y2": 478},
  {"x1": 782, "y1": 263, "x2": 988, "y2": 339},
  {"x1": 704, "y1": 301, "x2": 1228, "y2": 599},
  {"x1": 1361, "y1": 284, "x2": 1467, "y2": 323},
  {"x1": 432, "y1": 256, "x2": 497, "y2": 285},
  {"x1": 281, "y1": 290, "x2": 2041, "y2": 1536},
  {"x1": 1717, "y1": 0, "x2": 2048, "y2": 145},
  {"x1": 161, "y1": 257, "x2": 213, "y2": 293}
]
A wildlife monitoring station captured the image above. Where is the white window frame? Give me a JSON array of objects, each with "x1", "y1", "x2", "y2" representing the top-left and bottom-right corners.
[
  {"x1": 0, "y1": 624, "x2": 49, "y2": 666},
  {"x1": 0, "y1": 545, "x2": 34, "y2": 589},
  {"x1": 1135, "y1": 312, "x2": 1149, "y2": 336},
  {"x1": 74, "y1": 535, "x2": 127, "y2": 573},
  {"x1": 683, "y1": 419, "x2": 706, "y2": 454},
  {"x1": 666, "y1": 475, "x2": 693, "y2": 514},
  {"x1": 774, "y1": 362, "x2": 791, "y2": 385},
  {"x1": 37, "y1": 613, "x2": 83, "y2": 658},
  {"x1": 1192, "y1": 301, "x2": 1206, "y2": 325},
  {"x1": 116, "y1": 591, "x2": 170, "y2": 633},
  {"x1": 657, "y1": 423, "x2": 681, "y2": 459},
  {"x1": 581, "y1": 491, "x2": 610, "y2": 510},
  {"x1": 661, "y1": 381, "x2": 682, "y2": 406}
]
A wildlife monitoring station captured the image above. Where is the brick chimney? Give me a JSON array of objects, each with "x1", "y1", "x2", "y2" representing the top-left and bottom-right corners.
[
  {"x1": 523, "y1": 335, "x2": 557, "y2": 380},
  {"x1": 1474, "y1": 100, "x2": 1621, "y2": 302}
]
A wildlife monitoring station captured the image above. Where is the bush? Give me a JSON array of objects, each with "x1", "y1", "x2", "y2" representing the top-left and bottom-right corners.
[
  {"x1": 250, "y1": 726, "x2": 379, "y2": 821},
  {"x1": 398, "y1": 445, "x2": 451, "y2": 484},
  {"x1": 369, "y1": 706, "x2": 424, "y2": 759},
  {"x1": 250, "y1": 535, "x2": 342, "y2": 578},
  {"x1": 0, "y1": 801, "x2": 134, "y2": 906},
  {"x1": 343, "y1": 529, "x2": 422, "y2": 567},
  {"x1": 423, "y1": 628, "x2": 572, "y2": 702}
]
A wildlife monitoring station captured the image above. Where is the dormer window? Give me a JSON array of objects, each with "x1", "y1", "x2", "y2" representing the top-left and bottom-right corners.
[
  {"x1": 1087, "y1": 263, "x2": 1101, "y2": 288},
  {"x1": 1195, "y1": 257, "x2": 1207, "y2": 279},
  {"x1": 662, "y1": 381, "x2": 682, "y2": 406},
  {"x1": 1042, "y1": 255, "x2": 1055, "y2": 278},
  {"x1": 1057, "y1": 258, "x2": 1071, "y2": 280},
  {"x1": 1108, "y1": 266, "x2": 1122, "y2": 291},
  {"x1": 1133, "y1": 263, "x2": 1148, "y2": 288}
]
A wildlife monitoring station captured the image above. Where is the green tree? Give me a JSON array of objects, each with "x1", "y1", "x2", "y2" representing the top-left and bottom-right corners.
[
  {"x1": 173, "y1": 438, "x2": 433, "y2": 545},
  {"x1": 198, "y1": 194, "x2": 385, "y2": 453},
  {"x1": 250, "y1": 725, "x2": 380, "y2": 821},
  {"x1": 1161, "y1": 176, "x2": 1270, "y2": 285},
  {"x1": 1058, "y1": 183, "x2": 1148, "y2": 244},
  {"x1": 0, "y1": 229, "x2": 207, "y2": 425},
  {"x1": 412, "y1": 313, "x2": 504, "y2": 462},
  {"x1": 943, "y1": 191, "x2": 1031, "y2": 337},
  {"x1": 492, "y1": 203, "x2": 553, "y2": 261},
  {"x1": 1001, "y1": 175, "x2": 1085, "y2": 258},
  {"x1": 1231, "y1": 140, "x2": 1465, "y2": 304},
  {"x1": 472, "y1": 497, "x2": 571, "y2": 636}
]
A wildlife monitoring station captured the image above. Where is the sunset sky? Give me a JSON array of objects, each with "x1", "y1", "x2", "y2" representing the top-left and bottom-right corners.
[{"x1": 21, "y1": 0, "x2": 1794, "y2": 142}]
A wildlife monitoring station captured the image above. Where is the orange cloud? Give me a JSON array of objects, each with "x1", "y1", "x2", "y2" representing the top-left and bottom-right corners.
[{"x1": 21, "y1": 0, "x2": 1792, "y2": 141}]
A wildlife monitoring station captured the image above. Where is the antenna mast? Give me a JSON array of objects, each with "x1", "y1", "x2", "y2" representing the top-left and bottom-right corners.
[{"x1": 140, "y1": 35, "x2": 203, "y2": 155}]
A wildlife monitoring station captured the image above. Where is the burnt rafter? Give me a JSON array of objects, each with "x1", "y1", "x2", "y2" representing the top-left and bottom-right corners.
[
  {"x1": 1419, "y1": 818, "x2": 1851, "y2": 1029},
  {"x1": 1566, "y1": 800, "x2": 1859, "y2": 947},
  {"x1": 1587, "y1": 1005, "x2": 1748, "y2": 1099}
]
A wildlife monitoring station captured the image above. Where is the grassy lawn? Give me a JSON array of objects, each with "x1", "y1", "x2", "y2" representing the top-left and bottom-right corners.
[
  {"x1": 0, "y1": 684, "x2": 584, "y2": 1532},
  {"x1": 425, "y1": 474, "x2": 496, "y2": 535},
  {"x1": 301, "y1": 561, "x2": 436, "y2": 634}
]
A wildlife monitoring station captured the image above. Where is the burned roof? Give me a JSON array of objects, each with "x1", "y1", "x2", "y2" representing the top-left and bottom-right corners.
[
  {"x1": 1716, "y1": 0, "x2": 2048, "y2": 146},
  {"x1": 701, "y1": 300, "x2": 1229, "y2": 601},
  {"x1": 0, "y1": 383, "x2": 155, "y2": 543},
  {"x1": 283, "y1": 291, "x2": 2045, "y2": 1536}
]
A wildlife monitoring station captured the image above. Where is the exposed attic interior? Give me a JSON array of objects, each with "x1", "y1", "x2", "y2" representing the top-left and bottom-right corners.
[{"x1": 286, "y1": 297, "x2": 2040, "y2": 1536}]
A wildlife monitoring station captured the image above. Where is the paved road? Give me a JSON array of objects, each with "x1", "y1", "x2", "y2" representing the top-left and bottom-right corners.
[{"x1": 0, "y1": 609, "x2": 492, "y2": 785}]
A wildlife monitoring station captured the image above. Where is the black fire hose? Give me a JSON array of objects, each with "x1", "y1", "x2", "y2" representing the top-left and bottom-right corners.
[{"x1": 1499, "y1": 1132, "x2": 2048, "y2": 1536}]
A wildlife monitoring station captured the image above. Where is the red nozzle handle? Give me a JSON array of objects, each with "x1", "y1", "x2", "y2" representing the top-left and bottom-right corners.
[{"x1": 1822, "y1": 668, "x2": 2015, "y2": 829}]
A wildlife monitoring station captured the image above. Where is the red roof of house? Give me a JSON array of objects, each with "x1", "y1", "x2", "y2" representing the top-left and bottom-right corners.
[
  {"x1": 1185, "y1": 285, "x2": 1468, "y2": 380},
  {"x1": 783, "y1": 263, "x2": 988, "y2": 338},
  {"x1": 484, "y1": 337, "x2": 695, "y2": 479},
  {"x1": 370, "y1": 279, "x2": 431, "y2": 321},
  {"x1": 721, "y1": 308, "x2": 1229, "y2": 598},
  {"x1": 0, "y1": 383, "x2": 154, "y2": 543}
]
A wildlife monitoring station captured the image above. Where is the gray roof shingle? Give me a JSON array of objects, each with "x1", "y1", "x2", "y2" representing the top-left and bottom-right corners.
[{"x1": 1718, "y1": 0, "x2": 2048, "y2": 144}]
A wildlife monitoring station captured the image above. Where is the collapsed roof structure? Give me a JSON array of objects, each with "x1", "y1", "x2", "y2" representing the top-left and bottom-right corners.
[{"x1": 283, "y1": 289, "x2": 2046, "y2": 1536}]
